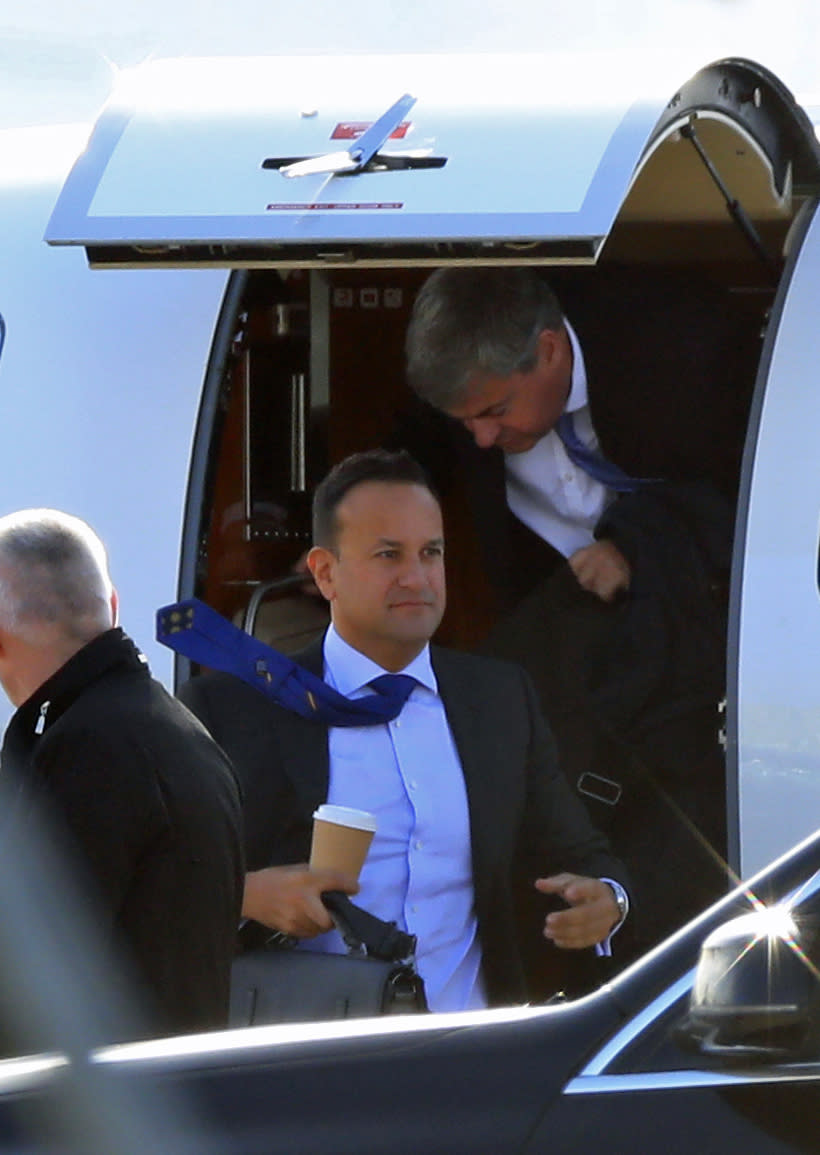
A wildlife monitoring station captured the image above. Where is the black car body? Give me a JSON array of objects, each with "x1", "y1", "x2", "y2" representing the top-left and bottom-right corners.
[{"x1": 0, "y1": 829, "x2": 818, "y2": 1153}]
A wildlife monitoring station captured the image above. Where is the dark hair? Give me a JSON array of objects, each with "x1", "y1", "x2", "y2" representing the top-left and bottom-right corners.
[
  {"x1": 405, "y1": 267, "x2": 565, "y2": 410},
  {"x1": 312, "y1": 450, "x2": 439, "y2": 549}
]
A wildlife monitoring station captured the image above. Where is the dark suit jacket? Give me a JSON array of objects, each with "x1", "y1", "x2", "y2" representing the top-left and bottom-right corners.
[{"x1": 179, "y1": 639, "x2": 628, "y2": 1007}]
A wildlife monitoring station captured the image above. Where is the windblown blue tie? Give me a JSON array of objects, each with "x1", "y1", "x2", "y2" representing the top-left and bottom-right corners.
[
  {"x1": 157, "y1": 598, "x2": 417, "y2": 726},
  {"x1": 555, "y1": 413, "x2": 653, "y2": 494}
]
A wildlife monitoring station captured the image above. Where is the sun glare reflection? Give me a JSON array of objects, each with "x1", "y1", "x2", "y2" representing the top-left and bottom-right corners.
[
  {"x1": 754, "y1": 905, "x2": 799, "y2": 942},
  {"x1": 708, "y1": 888, "x2": 820, "y2": 999}
]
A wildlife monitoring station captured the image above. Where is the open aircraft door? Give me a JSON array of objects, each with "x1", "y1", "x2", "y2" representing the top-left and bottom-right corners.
[
  {"x1": 45, "y1": 54, "x2": 820, "y2": 876},
  {"x1": 44, "y1": 55, "x2": 667, "y2": 266},
  {"x1": 729, "y1": 198, "x2": 820, "y2": 878}
]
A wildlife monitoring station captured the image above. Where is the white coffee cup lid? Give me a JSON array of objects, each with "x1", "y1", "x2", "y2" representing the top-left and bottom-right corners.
[{"x1": 312, "y1": 804, "x2": 377, "y2": 833}]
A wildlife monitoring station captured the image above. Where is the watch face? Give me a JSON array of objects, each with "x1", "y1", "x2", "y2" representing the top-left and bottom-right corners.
[{"x1": 608, "y1": 883, "x2": 627, "y2": 920}]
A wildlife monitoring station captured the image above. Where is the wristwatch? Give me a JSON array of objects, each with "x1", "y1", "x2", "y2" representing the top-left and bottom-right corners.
[{"x1": 604, "y1": 880, "x2": 629, "y2": 925}]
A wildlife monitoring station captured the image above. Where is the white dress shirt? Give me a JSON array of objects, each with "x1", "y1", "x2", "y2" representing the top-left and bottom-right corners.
[
  {"x1": 301, "y1": 626, "x2": 487, "y2": 1013},
  {"x1": 505, "y1": 322, "x2": 617, "y2": 557}
]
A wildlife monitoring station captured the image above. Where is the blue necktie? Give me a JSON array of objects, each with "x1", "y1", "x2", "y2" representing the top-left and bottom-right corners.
[
  {"x1": 555, "y1": 413, "x2": 654, "y2": 494},
  {"x1": 157, "y1": 598, "x2": 416, "y2": 727},
  {"x1": 368, "y1": 673, "x2": 419, "y2": 708}
]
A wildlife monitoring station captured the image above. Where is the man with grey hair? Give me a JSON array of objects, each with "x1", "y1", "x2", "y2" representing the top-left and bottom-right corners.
[
  {"x1": 407, "y1": 267, "x2": 630, "y2": 601},
  {"x1": 405, "y1": 265, "x2": 748, "y2": 604},
  {"x1": 0, "y1": 509, "x2": 244, "y2": 1040}
]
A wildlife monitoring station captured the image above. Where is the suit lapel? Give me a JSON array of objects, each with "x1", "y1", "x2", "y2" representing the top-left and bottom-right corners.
[
  {"x1": 431, "y1": 648, "x2": 499, "y2": 885},
  {"x1": 432, "y1": 648, "x2": 483, "y2": 770}
]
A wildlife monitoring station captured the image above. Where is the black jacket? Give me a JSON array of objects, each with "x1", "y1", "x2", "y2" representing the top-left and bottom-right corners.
[
  {"x1": 1, "y1": 629, "x2": 244, "y2": 1039},
  {"x1": 179, "y1": 639, "x2": 628, "y2": 1007}
]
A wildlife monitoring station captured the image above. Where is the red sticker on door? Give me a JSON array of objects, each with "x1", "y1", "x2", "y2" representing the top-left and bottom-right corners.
[{"x1": 331, "y1": 122, "x2": 410, "y2": 141}]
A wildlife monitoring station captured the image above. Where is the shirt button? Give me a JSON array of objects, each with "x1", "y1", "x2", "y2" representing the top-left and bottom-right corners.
[
  {"x1": 409, "y1": 780, "x2": 418, "y2": 790},
  {"x1": 414, "y1": 840, "x2": 423, "y2": 850}
]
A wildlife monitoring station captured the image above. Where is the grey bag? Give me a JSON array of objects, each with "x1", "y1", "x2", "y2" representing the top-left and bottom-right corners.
[{"x1": 229, "y1": 891, "x2": 428, "y2": 1026}]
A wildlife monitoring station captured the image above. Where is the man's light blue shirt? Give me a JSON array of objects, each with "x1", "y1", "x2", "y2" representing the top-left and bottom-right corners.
[{"x1": 302, "y1": 625, "x2": 486, "y2": 1013}]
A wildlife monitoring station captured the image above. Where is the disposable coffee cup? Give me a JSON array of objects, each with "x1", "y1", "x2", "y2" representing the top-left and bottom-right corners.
[{"x1": 310, "y1": 804, "x2": 377, "y2": 879}]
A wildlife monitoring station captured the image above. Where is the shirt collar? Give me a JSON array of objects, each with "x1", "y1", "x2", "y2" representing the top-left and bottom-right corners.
[
  {"x1": 564, "y1": 319, "x2": 589, "y2": 414},
  {"x1": 323, "y1": 624, "x2": 437, "y2": 697}
]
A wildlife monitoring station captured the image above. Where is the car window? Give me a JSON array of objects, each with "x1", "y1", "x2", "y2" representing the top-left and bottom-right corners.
[{"x1": 605, "y1": 990, "x2": 695, "y2": 1074}]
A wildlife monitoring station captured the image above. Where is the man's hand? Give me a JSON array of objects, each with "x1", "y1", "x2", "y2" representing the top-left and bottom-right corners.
[
  {"x1": 568, "y1": 540, "x2": 631, "y2": 602},
  {"x1": 242, "y1": 864, "x2": 359, "y2": 938},
  {"x1": 535, "y1": 873, "x2": 621, "y2": 949}
]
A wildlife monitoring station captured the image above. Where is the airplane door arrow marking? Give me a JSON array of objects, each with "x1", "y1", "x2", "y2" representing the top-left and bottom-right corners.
[{"x1": 280, "y1": 92, "x2": 417, "y2": 179}]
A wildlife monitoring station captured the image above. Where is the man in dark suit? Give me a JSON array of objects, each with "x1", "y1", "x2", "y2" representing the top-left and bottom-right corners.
[
  {"x1": 0, "y1": 509, "x2": 244, "y2": 1043},
  {"x1": 403, "y1": 266, "x2": 748, "y2": 952},
  {"x1": 180, "y1": 449, "x2": 629, "y2": 1012}
]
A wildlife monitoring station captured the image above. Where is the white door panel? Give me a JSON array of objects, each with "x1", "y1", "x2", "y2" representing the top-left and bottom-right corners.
[{"x1": 735, "y1": 201, "x2": 820, "y2": 876}]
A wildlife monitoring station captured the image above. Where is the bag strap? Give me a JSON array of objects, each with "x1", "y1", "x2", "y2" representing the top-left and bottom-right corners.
[{"x1": 321, "y1": 891, "x2": 417, "y2": 963}]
